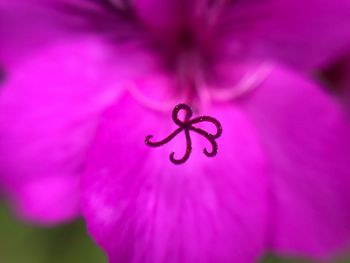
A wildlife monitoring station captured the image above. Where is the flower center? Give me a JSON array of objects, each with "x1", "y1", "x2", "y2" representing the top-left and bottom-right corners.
[
  {"x1": 124, "y1": 1, "x2": 273, "y2": 112},
  {"x1": 65, "y1": 0, "x2": 272, "y2": 113},
  {"x1": 127, "y1": 20, "x2": 272, "y2": 113}
]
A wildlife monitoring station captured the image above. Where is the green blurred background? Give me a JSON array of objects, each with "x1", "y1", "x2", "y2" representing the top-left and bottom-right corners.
[{"x1": 0, "y1": 202, "x2": 348, "y2": 263}]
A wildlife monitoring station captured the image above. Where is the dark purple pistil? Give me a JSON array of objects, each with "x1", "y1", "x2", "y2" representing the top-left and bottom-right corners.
[{"x1": 145, "y1": 103, "x2": 223, "y2": 165}]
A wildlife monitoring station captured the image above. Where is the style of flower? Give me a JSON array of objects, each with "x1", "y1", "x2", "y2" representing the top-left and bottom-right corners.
[{"x1": 145, "y1": 103, "x2": 222, "y2": 164}]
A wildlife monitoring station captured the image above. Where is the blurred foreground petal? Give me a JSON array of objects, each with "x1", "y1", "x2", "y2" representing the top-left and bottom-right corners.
[
  {"x1": 240, "y1": 66, "x2": 350, "y2": 259},
  {"x1": 0, "y1": 38, "x2": 122, "y2": 224}
]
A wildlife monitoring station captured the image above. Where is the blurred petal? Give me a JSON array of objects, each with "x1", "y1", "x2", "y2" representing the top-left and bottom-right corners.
[
  {"x1": 240, "y1": 65, "x2": 350, "y2": 259},
  {"x1": 0, "y1": 0, "x2": 142, "y2": 70},
  {"x1": 221, "y1": 0, "x2": 350, "y2": 70},
  {"x1": 0, "y1": 38, "x2": 123, "y2": 224},
  {"x1": 133, "y1": 0, "x2": 183, "y2": 33},
  {"x1": 16, "y1": 175, "x2": 80, "y2": 224},
  {"x1": 0, "y1": 1, "x2": 68, "y2": 67},
  {"x1": 82, "y1": 93, "x2": 269, "y2": 262}
]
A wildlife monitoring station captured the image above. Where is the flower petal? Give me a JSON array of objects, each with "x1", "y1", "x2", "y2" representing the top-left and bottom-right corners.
[
  {"x1": 132, "y1": 0, "x2": 182, "y2": 33},
  {"x1": 239, "y1": 65, "x2": 350, "y2": 259},
  {"x1": 220, "y1": 0, "x2": 350, "y2": 70},
  {"x1": 82, "y1": 94, "x2": 269, "y2": 262},
  {"x1": 0, "y1": 38, "x2": 124, "y2": 224},
  {"x1": 0, "y1": 1, "x2": 68, "y2": 68},
  {"x1": 15, "y1": 175, "x2": 80, "y2": 224}
]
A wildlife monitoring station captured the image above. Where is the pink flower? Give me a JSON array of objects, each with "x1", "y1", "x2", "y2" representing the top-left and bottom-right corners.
[{"x1": 1, "y1": 0, "x2": 350, "y2": 261}]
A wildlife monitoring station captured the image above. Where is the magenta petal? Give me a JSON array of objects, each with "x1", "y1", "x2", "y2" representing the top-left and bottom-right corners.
[
  {"x1": 15, "y1": 175, "x2": 80, "y2": 225},
  {"x1": 0, "y1": 1, "x2": 68, "y2": 68},
  {"x1": 133, "y1": 0, "x2": 184, "y2": 34},
  {"x1": 0, "y1": 38, "x2": 122, "y2": 224},
  {"x1": 82, "y1": 95, "x2": 269, "y2": 263},
  {"x1": 222, "y1": 0, "x2": 350, "y2": 70},
  {"x1": 240, "y1": 66, "x2": 350, "y2": 259}
]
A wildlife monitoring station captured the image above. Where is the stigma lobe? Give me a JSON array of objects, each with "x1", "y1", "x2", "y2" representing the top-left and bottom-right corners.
[{"x1": 145, "y1": 103, "x2": 222, "y2": 165}]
